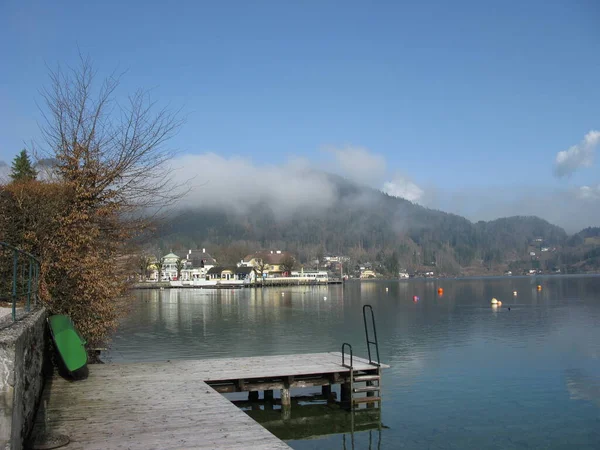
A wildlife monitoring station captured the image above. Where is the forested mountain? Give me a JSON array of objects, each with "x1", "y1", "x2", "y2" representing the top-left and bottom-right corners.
[
  {"x1": 560, "y1": 227, "x2": 600, "y2": 272},
  {"x1": 154, "y1": 173, "x2": 595, "y2": 275}
]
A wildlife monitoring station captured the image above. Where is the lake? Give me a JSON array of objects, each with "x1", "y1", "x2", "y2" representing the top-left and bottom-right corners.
[{"x1": 107, "y1": 276, "x2": 600, "y2": 449}]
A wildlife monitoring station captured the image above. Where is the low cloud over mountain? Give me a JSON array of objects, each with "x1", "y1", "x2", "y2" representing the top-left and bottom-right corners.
[
  {"x1": 382, "y1": 174, "x2": 424, "y2": 203},
  {"x1": 164, "y1": 142, "x2": 598, "y2": 232},
  {"x1": 324, "y1": 145, "x2": 387, "y2": 186},
  {"x1": 172, "y1": 153, "x2": 340, "y2": 218}
]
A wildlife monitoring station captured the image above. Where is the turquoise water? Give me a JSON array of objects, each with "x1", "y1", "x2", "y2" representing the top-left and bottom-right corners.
[{"x1": 108, "y1": 276, "x2": 600, "y2": 449}]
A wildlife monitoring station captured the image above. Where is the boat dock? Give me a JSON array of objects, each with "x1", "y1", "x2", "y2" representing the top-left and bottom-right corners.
[{"x1": 30, "y1": 352, "x2": 388, "y2": 449}]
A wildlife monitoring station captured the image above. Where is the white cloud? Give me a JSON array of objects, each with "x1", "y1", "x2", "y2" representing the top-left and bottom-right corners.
[
  {"x1": 171, "y1": 153, "x2": 338, "y2": 217},
  {"x1": 324, "y1": 145, "x2": 386, "y2": 185},
  {"x1": 382, "y1": 175, "x2": 425, "y2": 203},
  {"x1": 577, "y1": 184, "x2": 600, "y2": 200},
  {"x1": 554, "y1": 130, "x2": 600, "y2": 177}
]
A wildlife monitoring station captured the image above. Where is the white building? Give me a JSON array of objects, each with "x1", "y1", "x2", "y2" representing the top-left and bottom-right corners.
[
  {"x1": 150, "y1": 248, "x2": 218, "y2": 282},
  {"x1": 149, "y1": 252, "x2": 181, "y2": 281},
  {"x1": 182, "y1": 248, "x2": 217, "y2": 281},
  {"x1": 162, "y1": 253, "x2": 180, "y2": 280}
]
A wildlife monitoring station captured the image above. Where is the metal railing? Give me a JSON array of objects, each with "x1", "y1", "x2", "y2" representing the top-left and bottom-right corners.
[
  {"x1": 341, "y1": 342, "x2": 353, "y2": 369},
  {"x1": 0, "y1": 242, "x2": 41, "y2": 323},
  {"x1": 363, "y1": 305, "x2": 381, "y2": 366}
]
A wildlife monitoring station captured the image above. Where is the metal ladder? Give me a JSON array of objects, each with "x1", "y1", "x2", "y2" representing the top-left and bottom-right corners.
[
  {"x1": 363, "y1": 305, "x2": 381, "y2": 366},
  {"x1": 341, "y1": 305, "x2": 382, "y2": 409}
]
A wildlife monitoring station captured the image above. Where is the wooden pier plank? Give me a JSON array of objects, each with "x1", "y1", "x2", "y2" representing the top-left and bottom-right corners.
[
  {"x1": 34, "y1": 377, "x2": 290, "y2": 449},
  {"x1": 31, "y1": 352, "x2": 388, "y2": 449}
]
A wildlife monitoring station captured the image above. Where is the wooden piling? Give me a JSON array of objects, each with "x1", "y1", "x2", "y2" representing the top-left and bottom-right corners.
[
  {"x1": 282, "y1": 404, "x2": 292, "y2": 421},
  {"x1": 281, "y1": 388, "x2": 291, "y2": 406},
  {"x1": 341, "y1": 382, "x2": 351, "y2": 402}
]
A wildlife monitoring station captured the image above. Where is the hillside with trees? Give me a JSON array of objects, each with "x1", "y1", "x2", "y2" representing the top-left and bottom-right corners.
[{"x1": 154, "y1": 173, "x2": 595, "y2": 276}]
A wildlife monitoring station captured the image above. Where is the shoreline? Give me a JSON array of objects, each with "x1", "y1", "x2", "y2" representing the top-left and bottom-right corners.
[
  {"x1": 130, "y1": 272, "x2": 600, "y2": 290},
  {"x1": 131, "y1": 281, "x2": 339, "y2": 290}
]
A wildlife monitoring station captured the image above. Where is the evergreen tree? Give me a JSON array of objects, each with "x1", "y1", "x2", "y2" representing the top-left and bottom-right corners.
[{"x1": 10, "y1": 149, "x2": 37, "y2": 181}]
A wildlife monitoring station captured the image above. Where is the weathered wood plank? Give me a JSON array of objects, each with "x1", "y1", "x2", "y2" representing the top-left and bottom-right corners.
[{"x1": 31, "y1": 352, "x2": 388, "y2": 449}]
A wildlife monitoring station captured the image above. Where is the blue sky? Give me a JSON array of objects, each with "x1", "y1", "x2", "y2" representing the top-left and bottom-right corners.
[{"x1": 1, "y1": 0, "x2": 599, "y2": 230}]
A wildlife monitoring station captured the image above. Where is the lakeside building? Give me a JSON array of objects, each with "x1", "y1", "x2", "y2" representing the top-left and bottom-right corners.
[
  {"x1": 143, "y1": 248, "x2": 346, "y2": 287},
  {"x1": 206, "y1": 266, "x2": 256, "y2": 285},
  {"x1": 150, "y1": 248, "x2": 217, "y2": 282},
  {"x1": 240, "y1": 250, "x2": 295, "y2": 278},
  {"x1": 161, "y1": 253, "x2": 180, "y2": 280},
  {"x1": 360, "y1": 269, "x2": 377, "y2": 279},
  {"x1": 184, "y1": 248, "x2": 217, "y2": 281}
]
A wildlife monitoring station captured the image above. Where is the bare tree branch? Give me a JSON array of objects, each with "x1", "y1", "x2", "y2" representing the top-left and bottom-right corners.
[{"x1": 38, "y1": 55, "x2": 188, "y2": 214}]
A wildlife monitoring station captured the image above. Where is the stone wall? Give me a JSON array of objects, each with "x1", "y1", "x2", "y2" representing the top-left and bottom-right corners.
[{"x1": 0, "y1": 308, "x2": 49, "y2": 450}]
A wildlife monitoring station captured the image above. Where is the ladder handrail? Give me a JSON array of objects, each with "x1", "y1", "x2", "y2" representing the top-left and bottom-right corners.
[
  {"x1": 363, "y1": 304, "x2": 381, "y2": 366},
  {"x1": 341, "y1": 342, "x2": 353, "y2": 368}
]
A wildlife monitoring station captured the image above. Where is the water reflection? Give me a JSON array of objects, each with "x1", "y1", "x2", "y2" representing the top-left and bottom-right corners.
[
  {"x1": 237, "y1": 399, "x2": 382, "y2": 442},
  {"x1": 109, "y1": 276, "x2": 600, "y2": 449}
]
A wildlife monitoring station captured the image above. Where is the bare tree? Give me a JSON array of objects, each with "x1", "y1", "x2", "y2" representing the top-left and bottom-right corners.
[
  {"x1": 137, "y1": 254, "x2": 152, "y2": 281},
  {"x1": 280, "y1": 255, "x2": 296, "y2": 275},
  {"x1": 38, "y1": 55, "x2": 186, "y2": 215},
  {"x1": 11, "y1": 56, "x2": 187, "y2": 350},
  {"x1": 154, "y1": 257, "x2": 165, "y2": 281},
  {"x1": 253, "y1": 258, "x2": 268, "y2": 281},
  {"x1": 316, "y1": 246, "x2": 324, "y2": 270}
]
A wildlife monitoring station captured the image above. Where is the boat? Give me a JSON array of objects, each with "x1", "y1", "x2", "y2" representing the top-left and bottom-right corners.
[{"x1": 48, "y1": 314, "x2": 88, "y2": 380}]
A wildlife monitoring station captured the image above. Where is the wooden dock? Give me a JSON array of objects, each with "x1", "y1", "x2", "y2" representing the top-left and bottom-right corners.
[{"x1": 30, "y1": 352, "x2": 388, "y2": 449}]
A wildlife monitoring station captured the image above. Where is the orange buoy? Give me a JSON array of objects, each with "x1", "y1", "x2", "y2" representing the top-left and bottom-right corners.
[
  {"x1": 437, "y1": 287, "x2": 444, "y2": 295},
  {"x1": 537, "y1": 285, "x2": 542, "y2": 291}
]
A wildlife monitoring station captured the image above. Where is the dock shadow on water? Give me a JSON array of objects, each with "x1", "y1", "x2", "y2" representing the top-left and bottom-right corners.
[{"x1": 234, "y1": 394, "x2": 385, "y2": 448}]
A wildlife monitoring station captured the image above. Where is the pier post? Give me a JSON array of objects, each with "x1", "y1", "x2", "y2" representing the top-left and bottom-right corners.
[
  {"x1": 248, "y1": 391, "x2": 259, "y2": 401},
  {"x1": 281, "y1": 376, "x2": 292, "y2": 407},
  {"x1": 281, "y1": 404, "x2": 291, "y2": 420},
  {"x1": 264, "y1": 390, "x2": 274, "y2": 401},
  {"x1": 321, "y1": 385, "x2": 331, "y2": 397},
  {"x1": 280, "y1": 388, "x2": 291, "y2": 406},
  {"x1": 341, "y1": 381, "x2": 351, "y2": 403}
]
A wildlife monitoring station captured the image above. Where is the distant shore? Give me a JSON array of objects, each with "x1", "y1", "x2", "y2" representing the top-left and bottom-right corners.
[
  {"x1": 130, "y1": 272, "x2": 600, "y2": 290},
  {"x1": 131, "y1": 279, "x2": 341, "y2": 290}
]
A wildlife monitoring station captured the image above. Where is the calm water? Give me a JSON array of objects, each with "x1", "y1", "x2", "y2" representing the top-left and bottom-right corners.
[{"x1": 107, "y1": 276, "x2": 600, "y2": 449}]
